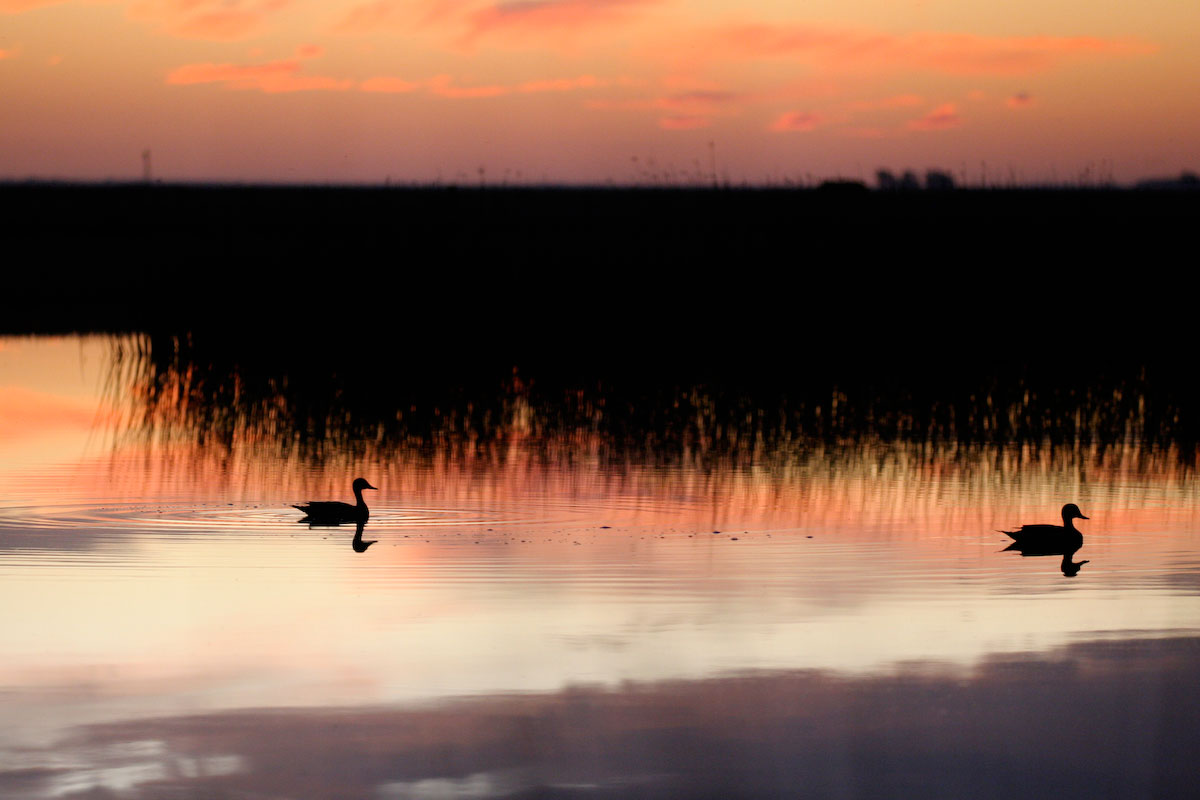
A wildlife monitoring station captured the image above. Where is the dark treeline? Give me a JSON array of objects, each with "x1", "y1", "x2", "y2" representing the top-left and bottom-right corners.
[{"x1": 4, "y1": 182, "x2": 1198, "y2": 336}]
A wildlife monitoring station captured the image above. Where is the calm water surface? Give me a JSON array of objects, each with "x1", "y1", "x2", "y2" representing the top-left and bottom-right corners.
[{"x1": 2, "y1": 336, "x2": 1198, "y2": 799}]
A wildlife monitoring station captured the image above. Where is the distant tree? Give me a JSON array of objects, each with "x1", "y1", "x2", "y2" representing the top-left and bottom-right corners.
[
  {"x1": 1135, "y1": 171, "x2": 1200, "y2": 190},
  {"x1": 925, "y1": 171, "x2": 956, "y2": 191}
]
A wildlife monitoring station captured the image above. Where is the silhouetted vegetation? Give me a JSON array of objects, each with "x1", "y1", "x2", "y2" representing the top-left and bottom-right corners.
[
  {"x1": 6, "y1": 182, "x2": 1198, "y2": 462},
  {"x1": 103, "y1": 329, "x2": 1200, "y2": 465}
]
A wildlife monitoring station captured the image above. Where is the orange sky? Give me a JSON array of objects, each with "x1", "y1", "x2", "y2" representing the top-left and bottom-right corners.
[{"x1": 2, "y1": 0, "x2": 1197, "y2": 183}]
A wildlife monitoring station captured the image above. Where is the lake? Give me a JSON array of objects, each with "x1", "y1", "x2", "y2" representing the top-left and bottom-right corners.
[{"x1": 1, "y1": 334, "x2": 1198, "y2": 799}]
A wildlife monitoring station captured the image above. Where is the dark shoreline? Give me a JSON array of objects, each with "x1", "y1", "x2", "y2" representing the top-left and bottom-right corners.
[{"x1": 5, "y1": 182, "x2": 1196, "y2": 359}]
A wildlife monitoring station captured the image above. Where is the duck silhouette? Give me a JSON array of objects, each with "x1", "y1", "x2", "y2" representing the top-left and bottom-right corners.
[
  {"x1": 1000, "y1": 503, "x2": 1090, "y2": 576},
  {"x1": 293, "y1": 478, "x2": 377, "y2": 525}
]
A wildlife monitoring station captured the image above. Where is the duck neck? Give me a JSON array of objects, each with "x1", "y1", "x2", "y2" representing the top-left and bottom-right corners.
[
  {"x1": 1061, "y1": 513, "x2": 1077, "y2": 532},
  {"x1": 354, "y1": 486, "x2": 367, "y2": 507}
]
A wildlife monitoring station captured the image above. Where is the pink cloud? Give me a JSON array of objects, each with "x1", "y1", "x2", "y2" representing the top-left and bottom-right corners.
[
  {"x1": 334, "y1": 0, "x2": 460, "y2": 33},
  {"x1": 461, "y1": 0, "x2": 657, "y2": 44},
  {"x1": 660, "y1": 90, "x2": 740, "y2": 110},
  {"x1": 588, "y1": 89, "x2": 744, "y2": 118},
  {"x1": 907, "y1": 102, "x2": 961, "y2": 130},
  {"x1": 1007, "y1": 91, "x2": 1034, "y2": 108},
  {"x1": 0, "y1": 46, "x2": 18, "y2": 59},
  {"x1": 296, "y1": 43, "x2": 324, "y2": 58},
  {"x1": 659, "y1": 115, "x2": 710, "y2": 130},
  {"x1": 170, "y1": 10, "x2": 261, "y2": 39},
  {"x1": 359, "y1": 72, "x2": 608, "y2": 97},
  {"x1": 360, "y1": 76, "x2": 421, "y2": 93},
  {"x1": 692, "y1": 24, "x2": 1156, "y2": 76},
  {"x1": 428, "y1": 73, "x2": 510, "y2": 97},
  {"x1": 334, "y1": 0, "x2": 398, "y2": 32},
  {"x1": 769, "y1": 111, "x2": 821, "y2": 132},
  {"x1": 128, "y1": 0, "x2": 291, "y2": 41},
  {"x1": 166, "y1": 58, "x2": 354, "y2": 93},
  {"x1": 335, "y1": 0, "x2": 658, "y2": 45},
  {"x1": 518, "y1": 75, "x2": 603, "y2": 92}
]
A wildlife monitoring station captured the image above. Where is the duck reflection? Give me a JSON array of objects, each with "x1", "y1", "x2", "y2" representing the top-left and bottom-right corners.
[
  {"x1": 351, "y1": 521, "x2": 377, "y2": 553},
  {"x1": 1000, "y1": 503, "x2": 1090, "y2": 576}
]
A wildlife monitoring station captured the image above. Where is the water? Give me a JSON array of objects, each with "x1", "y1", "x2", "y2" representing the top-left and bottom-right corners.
[{"x1": 1, "y1": 335, "x2": 1198, "y2": 799}]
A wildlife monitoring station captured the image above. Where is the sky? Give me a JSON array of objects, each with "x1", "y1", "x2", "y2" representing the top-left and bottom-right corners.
[{"x1": 1, "y1": 0, "x2": 1198, "y2": 183}]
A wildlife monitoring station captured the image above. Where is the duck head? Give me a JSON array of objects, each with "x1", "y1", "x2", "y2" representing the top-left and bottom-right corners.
[
  {"x1": 353, "y1": 478, "x2": 378, "y2": 493},
  {"x1": 1061, "y1": 503, "x2": 1089, "y2": 523}
]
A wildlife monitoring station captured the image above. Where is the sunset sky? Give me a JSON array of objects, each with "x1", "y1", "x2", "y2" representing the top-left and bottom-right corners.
[{"x1": 2, "y1": 0, "x2": 1198, "y2": 183}]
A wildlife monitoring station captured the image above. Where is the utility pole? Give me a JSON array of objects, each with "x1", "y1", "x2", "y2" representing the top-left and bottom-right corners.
[{"x1": 142, "y1": 149, "x2": 152, "y2": 182}]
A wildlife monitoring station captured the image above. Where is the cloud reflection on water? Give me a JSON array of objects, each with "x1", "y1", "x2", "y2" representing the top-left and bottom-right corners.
[{"x1": 6, "y1": 636, "x2": 1196, "y2": 800}]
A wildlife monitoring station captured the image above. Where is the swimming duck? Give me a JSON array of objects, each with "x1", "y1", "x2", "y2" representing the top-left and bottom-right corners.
[
  {"x1": 293, "y1": 478, "x2": 377, "y2": 525},
  {"x1": 1000, "y1": 503, "x2": 1089, "y2": 554}
]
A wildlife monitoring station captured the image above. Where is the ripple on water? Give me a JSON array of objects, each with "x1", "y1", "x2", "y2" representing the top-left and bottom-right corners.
[{"x1": 0, "y1": 494, "x2": 662, "y2": 540}]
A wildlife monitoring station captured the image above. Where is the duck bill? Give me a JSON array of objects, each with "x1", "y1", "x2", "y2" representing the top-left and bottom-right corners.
[
  {"x1": 1079, "y1": 515, "x2": 1089, "y2": 520},
  {"x1": 365, "y1": 483, "x2": 378, "y2": 491}
]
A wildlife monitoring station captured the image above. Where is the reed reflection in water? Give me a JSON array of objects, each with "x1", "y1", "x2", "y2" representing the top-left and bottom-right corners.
[{"x1": 2, "y1": 334, "x2": 1199, "y2": 800}]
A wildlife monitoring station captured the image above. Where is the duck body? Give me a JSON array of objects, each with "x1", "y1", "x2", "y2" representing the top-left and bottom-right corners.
[
  {"x1": 294, "y1": 478, "x2": 377, "y2": 525},
  {"x1": 1001, "y1": 503, "x2": 1088, "y2": 555}
]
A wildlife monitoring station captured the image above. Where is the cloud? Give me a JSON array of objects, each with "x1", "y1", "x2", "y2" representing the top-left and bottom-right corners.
[
  {"x1": 128, "y1": 0, "x2": 292, "y2": 41},
  {"x1": 589, "y1": 88, "x2": 743, "y2": 116},
  {"x1": 1007, "y1": 91, "x2": 1034, "y2": 108},
  {"x1": 359, "y1": 73, "x2": 606, "y2": 96},
  {"x1": 659, "y1": 115, "x2": 710, "y2": 129},
  {"x1": 518, "y1": 74, "x2": 603, "y2": 92},
  {"x1": 690, "y1": 24, "x2": 1156, "y2": 76},
  {"x1": 334, "y1": 0, "x2": 659, "y2": 45},
  {"x1": 462, "y1": 0, "x2": 658, "y2": 43},
  {"x1": 0, "y1": 45, "x2": 18, "y2": 59},
  {"x1": 907, "y1": 102, "x2": 961, "y2": 130},
  {"x1": 427, "y1": 73, "x2": 510, "y2": 97},
  {"x1": 166, "y1": 58, "x2": 354, "y2": 93},
  {"x1": 334, "y1": 0, "x2": 409, "y2": 33},
  {"x1": 769, "y1": 111, "x2": 821, "y2": 132},
  {"x1": 13, "y1": 636, "x2": 1197, "y2": 800},
  {"x1": 360, "y1": 76, "x2": 422, "y2": 93}
]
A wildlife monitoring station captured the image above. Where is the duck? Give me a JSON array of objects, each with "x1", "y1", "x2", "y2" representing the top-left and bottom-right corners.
[
  {"x1": 1000, "y1": 503, "x2": 1089, "y2": 555},
  {"x1": 293, "y1": 478, "x2": 377, "y2": 525}
]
